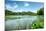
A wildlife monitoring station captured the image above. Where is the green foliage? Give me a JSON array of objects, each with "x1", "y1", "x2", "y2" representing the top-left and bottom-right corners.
[
  {"x1": 31, "y1": 21, "x2": 44, "y2": 29},
  {"x1": 5, "y1": 9, "x2": 37, "y2": 16},
  {"x1": 37, "y1": 8, "x2": 44, "y2": 15},
  {"x1": 5, "y1": 9, "x2": 16, "y2": 15},
  {"x1": 5, "y1": 8, "x2": 44, "y2": 16},
  {"x1": 5, "y1": 16, "x2": 21, "y2": 20},
  {"x1": 31, "y1": 16, "x2": 44, "y2": 29}
]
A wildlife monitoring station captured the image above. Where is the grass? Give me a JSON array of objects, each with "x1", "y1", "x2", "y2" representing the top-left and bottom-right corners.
[
  {"x1": 5, "y1": 16, "x2": 21, "y2": 20},
  {"x1": 31, "y1": 20, "x2": 44, "y2": 29}
]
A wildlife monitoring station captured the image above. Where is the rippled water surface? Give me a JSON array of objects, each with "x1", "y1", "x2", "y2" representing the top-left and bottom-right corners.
[{"x1": 5, "y1": 15, "x2": 43, "y2": 30}]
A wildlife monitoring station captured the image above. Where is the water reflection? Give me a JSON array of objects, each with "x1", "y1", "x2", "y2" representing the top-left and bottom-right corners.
[{"x1": 5, "y1": 15, "x2": 43, "y2": 30}]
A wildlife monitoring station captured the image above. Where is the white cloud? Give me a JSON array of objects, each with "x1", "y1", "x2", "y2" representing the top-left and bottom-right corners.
[
  {"x1": 5, "y1": 4, "x2": 25, "y2": 12},
  {"x1": 24, "y1": 3, "x2": 29, "y2": 7},
  {"x1": 15, "y1": 9, "x2": 23, "y2": 12},
  {"x1": 13, "y1": 5, "x2": 18, "y2": 9},
  {"x1": 13, "y1": 3, "x2": 16, "y2": 5},
  {"x1": 6, "y1": 4, "x2": 13, "y2": 10},
  {"x1": 12, "y1": 3, "x2": 18, "y2": 9},
  {"x1": 31, "y1": 10, "x2": 37, "y2": 13},
  {"x1": 5, "y1": 4, "x2": 18, "y2": 12},
  {"x1": 5, "y1": 4, "x2": 37, "y2": 13}
]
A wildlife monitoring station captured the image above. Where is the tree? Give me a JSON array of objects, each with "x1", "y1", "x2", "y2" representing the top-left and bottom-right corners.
[
  {"x1": 37, "y1": 8, "x2": 44, "y2": 15},
  {"x1": 5, "y1": 9, "x2": 13, "y2": 15}
]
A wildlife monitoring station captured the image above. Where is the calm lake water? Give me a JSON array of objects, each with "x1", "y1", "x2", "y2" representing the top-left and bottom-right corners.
[{"x1": 5, "y1": 15, "x2": 43, "y2": 30}]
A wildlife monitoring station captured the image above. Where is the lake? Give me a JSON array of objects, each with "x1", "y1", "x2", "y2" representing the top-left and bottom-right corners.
[{"x1": 5, "y1": 15, "x2": 44, "y2": 30}]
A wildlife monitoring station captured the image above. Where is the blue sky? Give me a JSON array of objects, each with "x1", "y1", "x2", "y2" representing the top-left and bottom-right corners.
[{"x1": 5, "y1": 0, "x2": 44, "y2": 13}]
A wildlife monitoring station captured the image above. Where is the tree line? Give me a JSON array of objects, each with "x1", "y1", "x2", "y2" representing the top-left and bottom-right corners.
[{"x1": 5, "y1": 8, "x2": 44, "y2": 16}]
